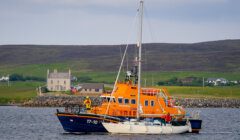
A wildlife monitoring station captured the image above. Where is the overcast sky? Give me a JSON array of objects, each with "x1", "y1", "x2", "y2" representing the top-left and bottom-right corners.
[{"x1": 0, "y1": 0, "x2": 240, "y2": 45}]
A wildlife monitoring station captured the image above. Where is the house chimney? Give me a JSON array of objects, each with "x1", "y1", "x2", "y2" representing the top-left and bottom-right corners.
[
  {"x1": 54, "y1": 69, "x2": 57, "y2": 73},
  {"x1": 47, "y1": 69, "x2": 49, "y2": 78},
  {"x1": 69, "y1": 69, "x2": 71, "y2": 77}
]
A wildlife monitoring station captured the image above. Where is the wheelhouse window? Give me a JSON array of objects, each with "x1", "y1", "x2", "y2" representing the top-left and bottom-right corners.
[
  {"x1": 151, "y1": 100, "x2": 155, "y2": 106},
  {"x1": 145, "y1": 100, "x2": 149, "y2": 106},
  {"x1": 131, "y1": 99, "x2": 136, "y2": 104},
  {"x1": 101, "y1": 97, "x2": 107, "y2": 102},
  {"x1": 124, "y1": 99, "x2": 129, "y2": 104},
  {"x1": 118, "y1": 98, "x2": 123, "y2": 104}
]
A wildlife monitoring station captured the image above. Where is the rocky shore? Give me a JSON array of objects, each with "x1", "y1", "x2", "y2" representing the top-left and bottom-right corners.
[
  {"x1": 22, "y1": 96, "x2": 101, "y2": 107},
  {"x1": 21, "y1": 95, "x2": 240, "y2": 108}
]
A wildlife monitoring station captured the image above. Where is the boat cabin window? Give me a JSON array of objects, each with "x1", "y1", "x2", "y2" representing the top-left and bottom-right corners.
[
  {"x1": 107, "y1": 97, "x2": 110, "y2": 102},
  {"x1": 131, "y1": 99, "x2": 136, "y2": 104},
  {"x1": 118, "y1": 98, "x2": 123, "y2": 104},
  {"x1": 102, "y1": 97, "x2": 107, "y2": 102},
  {"x1": 112, "y1": 98, "x2": 116, "y2": 103},
  {"x1": 145, "y1": 100, "x2": 149, "y2": 106},
  {"x1": 124, "y1": 99, "x2": 129, "y2": 104},
  {"x1": 151, "y1": 100, "x2": 155, "y2": 106}
]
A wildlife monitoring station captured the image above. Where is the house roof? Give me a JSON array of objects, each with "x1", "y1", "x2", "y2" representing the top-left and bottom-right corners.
[
  {"x1": 206, "y1": 78, "x2": 227, "y2": 81},
  {"x1": 48, "y1": 72, "x2": 70, "y2": 79},
  {"x1": 80, "y1": 83, "x2": 104, "y2": 89}
]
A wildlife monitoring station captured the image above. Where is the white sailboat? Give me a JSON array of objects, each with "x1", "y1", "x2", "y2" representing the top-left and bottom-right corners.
[
  {"x1": 102, "y1": 0, "x2": 191, "y2": 134},
  {"x1": 103, "y1": 119, "x2": 191, "y2": 134}
]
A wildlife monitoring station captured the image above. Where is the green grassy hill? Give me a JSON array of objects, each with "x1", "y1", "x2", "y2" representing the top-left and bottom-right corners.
[
  {"x1": 1, "y1": 39, "x2": 240, "y2": 83},
  {"x1": 1, "y1": 39, "x2": 240, "y2": 73}
]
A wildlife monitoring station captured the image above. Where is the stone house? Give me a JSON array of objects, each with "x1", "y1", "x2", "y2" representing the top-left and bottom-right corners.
[
  {"x1": 73, "y1": 83, "x2": 104, "y2": 96},
  {"x1": 47, "y1": 69, "x2": 71, "y2": 91}
]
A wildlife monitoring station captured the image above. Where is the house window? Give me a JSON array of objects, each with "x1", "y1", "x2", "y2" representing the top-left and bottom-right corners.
[
  {"x1": 95, "y1": 89, "x2": 99, "y2": 92},
  {"x1": 64, "y1": 81, "x2": 66, "y2": 84},
  {"x1": 131, "y1": 99, "x2": 136, "y2": 104},
  {"x1": 118, "y1": 98, "x2": 123, "y2": 104},
  {"x1": 57, "y1": 80, "x2": 59, "y2": 84},
  {"x1": 145, "y1": 100, "x2": 149, "y2": 106},
  {"x1": 151, "y1": 100, "x2": 155, "y2": 106},
  {"x1": 51, "y1": 80, "x2": 53, "y2": 84},
  {"x1": 124, "y1": 99, "x2": 129, "y2": 104},
  {"x1": 85, "y1": 89, "x2": 87, "y2": 91}
]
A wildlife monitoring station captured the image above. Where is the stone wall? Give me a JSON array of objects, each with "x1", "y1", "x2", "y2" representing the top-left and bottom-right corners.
[{"x1": 21, "y1": 95, "x2": 240, "y2": 108}]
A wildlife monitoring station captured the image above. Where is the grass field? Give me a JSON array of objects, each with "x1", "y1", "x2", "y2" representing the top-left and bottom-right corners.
[
  {"x1": 0, "y1": 81, "x2": 44, "y2": 104},
  {"x1": 0, "y1": 81, "x2": 240, "y2": 104},
  {"x1": 1, "y1": 63, "x2": 240, "y2": 84},
  {"x1": 1, "y1": 63, "x2": 240, "y2": 104},
  {"x1": 162, "y1": 86, "x2": 240, "y2": 99}
]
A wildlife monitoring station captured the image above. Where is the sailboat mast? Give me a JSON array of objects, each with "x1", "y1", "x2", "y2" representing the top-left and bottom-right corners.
[{"x1": 137, "y1": 0, "x2": 144, "y2": 120}]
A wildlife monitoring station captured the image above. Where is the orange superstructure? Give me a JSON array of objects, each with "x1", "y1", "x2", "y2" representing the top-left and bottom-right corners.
[{"x1": 90, "y1": 82, "x2": 186, "y2": 119}]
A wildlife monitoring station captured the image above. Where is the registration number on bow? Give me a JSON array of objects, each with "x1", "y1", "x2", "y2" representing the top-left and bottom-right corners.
[{"x1": 87, "y1": 119, "x2": 98, "y2": 124}]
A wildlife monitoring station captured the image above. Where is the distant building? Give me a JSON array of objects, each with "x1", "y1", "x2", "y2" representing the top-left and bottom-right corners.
[
  {"x1": 206, "y1": 78, "x2": 228, "y2": 86},
  {"x1": 73, "y1": 83, "x2": 104, "y2": 96},
  {"x1": 0, "y1": 76, "x2": 9, "y2": 81},
  {"x1": 230, "y1": 81, "x2": 238, "y2": 84},
  {"x1": 47, "y1": 69, "x2": 71, "y2": 91}
]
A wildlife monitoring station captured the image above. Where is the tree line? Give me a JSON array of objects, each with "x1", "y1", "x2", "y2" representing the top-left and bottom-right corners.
[{"x1": 9, "y1": 74, "x2": 45, "y2": 81}]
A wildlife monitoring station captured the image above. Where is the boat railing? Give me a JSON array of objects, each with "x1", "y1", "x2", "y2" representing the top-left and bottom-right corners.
[
  {"x1": 63, "y1": 104, "x2": 87, "y2": 114},
  {"x1": 142, "y1": 88, "x2": 160, "y2": 96}
]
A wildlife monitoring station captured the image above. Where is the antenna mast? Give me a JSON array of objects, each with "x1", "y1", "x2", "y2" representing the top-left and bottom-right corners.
[{"x1": 137, "y1": 0, "x2": 144, "y2": 120}]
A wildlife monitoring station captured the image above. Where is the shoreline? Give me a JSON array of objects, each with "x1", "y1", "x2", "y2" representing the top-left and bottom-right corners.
[{"x1": 18, "y1": 95, "x2": 240, "y2": 108}]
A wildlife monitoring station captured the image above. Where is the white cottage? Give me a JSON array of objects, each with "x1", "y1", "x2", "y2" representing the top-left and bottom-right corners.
[
  {"x1": 206, "y1": 78, "x2": 228, "y2": 86},
  {"x1": 47, "y1": 69, "x2": 71, "y2": 91}
]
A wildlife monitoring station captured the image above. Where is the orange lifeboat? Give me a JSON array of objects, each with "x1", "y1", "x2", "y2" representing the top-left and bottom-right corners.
[{"x1": 90, "y1": 82, "x2": 186, "y2": 119}]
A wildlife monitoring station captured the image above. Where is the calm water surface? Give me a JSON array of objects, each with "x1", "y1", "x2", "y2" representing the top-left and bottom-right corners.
[{"x1": 0, "y1": 106, "x2": 239, "y2": 140}]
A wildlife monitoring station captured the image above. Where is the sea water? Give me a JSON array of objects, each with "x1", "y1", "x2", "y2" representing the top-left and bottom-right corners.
[{"x1": 0, "y1": 106, "x2": 239, "y2": 140}]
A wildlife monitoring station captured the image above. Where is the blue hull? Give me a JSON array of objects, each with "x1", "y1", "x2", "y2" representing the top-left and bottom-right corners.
[
  {"x1": 56, "y1": 112, "x2": 119, "y2": 133},
  {"x1": 189, "y1": 119, "x2": 202, "y2": 133},
  {"x1": 57, "y1": 115, "x2": 106, "y2": 132}
]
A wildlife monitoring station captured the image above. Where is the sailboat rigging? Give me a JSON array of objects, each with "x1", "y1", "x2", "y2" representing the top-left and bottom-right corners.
[{"x1": 102, "y1": 0, "x2": 191, "y2": 134}]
